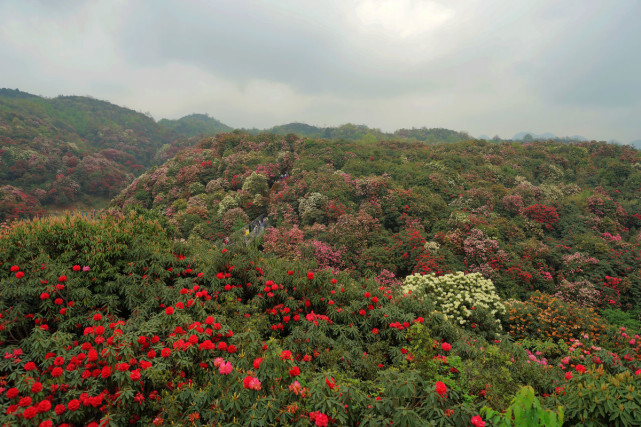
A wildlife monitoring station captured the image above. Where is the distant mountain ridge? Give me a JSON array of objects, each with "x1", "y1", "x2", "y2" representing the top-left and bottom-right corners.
[
  {"x1": 512, "y1": 131, "x2": 588, "y2": 142},
  {"x1": 159, "y1": 113, "x2": 233, "y2": 137},
  {"x1": 242, "y1": 122, "x2": 470, "y2": 144}
]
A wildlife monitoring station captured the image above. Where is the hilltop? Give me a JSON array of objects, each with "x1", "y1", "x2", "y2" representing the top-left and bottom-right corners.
[
  {"x1": 159, "y1": 113, "x2": 233, "y2": 137},
  {"x1": 0, "y1": 89, "x2": 201, "y2": 219}
]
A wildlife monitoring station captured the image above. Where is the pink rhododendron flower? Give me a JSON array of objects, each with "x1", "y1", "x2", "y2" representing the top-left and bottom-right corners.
[
  {"x1": 243, "y1": 376, "x2": 261, "y2": 390},
  {"x1": 219, "y1": 361, "x2": 233, "y2": 375}
]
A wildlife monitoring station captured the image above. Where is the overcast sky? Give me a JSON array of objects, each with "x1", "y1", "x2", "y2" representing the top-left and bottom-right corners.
[{"x1": 1, "y1": 0, "x2": 640, "y2": 142}]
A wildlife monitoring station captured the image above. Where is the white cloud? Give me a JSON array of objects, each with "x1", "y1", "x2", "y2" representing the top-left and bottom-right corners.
[{"x1": 354, "y1": 0, "x2": 454, "y2": 39}]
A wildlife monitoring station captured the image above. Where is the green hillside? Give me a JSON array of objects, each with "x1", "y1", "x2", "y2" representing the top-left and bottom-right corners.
[
  {"x1": 159, "y1": 113, "x2": 233, "y2": 137},
  {"x1": 0, "y1": 90, "x2": 198, "y2": 220}
]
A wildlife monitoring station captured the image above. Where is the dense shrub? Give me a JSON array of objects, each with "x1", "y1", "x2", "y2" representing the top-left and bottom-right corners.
[
  {"x1": 506, "y1": 292, "x2": 607, "y2": 343},
  {"x1": 402, "y1": 272, "x2": 506, "y2": 338}
]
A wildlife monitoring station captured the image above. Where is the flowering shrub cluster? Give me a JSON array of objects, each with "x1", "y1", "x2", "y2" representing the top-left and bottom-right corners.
[
  {"x1": 4, "y1": 124, "x2": 641, "y2": 423},
  {"x1": 506, "y1": 292, "x2": 607, "y2": 343},
  {"x1": 402, "y1": 272, "x2": 506, "y2": 336},
  {"x1": 522, "y1": 204, "x2": 559, "y2": 230},
  {"x1": 0, "y1": 211, "x2": 502, "y2": 425}
]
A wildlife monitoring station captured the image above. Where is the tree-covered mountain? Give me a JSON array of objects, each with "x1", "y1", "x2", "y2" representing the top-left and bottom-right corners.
[
  {"x1": 250, "y1": 122, "x2": 470, "y2": 144},
  {"x1": 159, "y1": 113, "x2": 233, "y2": 137},
  {"x1": 512, "y1": 131, "x2": 588, "y2": 142},
  {"x1": 0, "y1": 89, "x2": 201, "y2": 220}
]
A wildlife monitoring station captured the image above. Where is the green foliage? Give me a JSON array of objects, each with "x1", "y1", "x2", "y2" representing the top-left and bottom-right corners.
[
  {"x1": 602, "y1": 308, "x2": 641, "y2": 333},
  {"x1": 158, "y1": 113, "x2": 232, "y2": 137},
  {"x1": 482, "y1": 386, "x2": 564, "y2": 426},
  {"x1": 560, "y1": 368, "x2": 641, "y2": 426},
  {"x1": 242, "y1": 171, "x2": 269, "y2": 196}
]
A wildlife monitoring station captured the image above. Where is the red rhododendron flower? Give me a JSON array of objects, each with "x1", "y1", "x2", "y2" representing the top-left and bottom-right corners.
[
  {"x1": 441, "y1": 342, "x2": 452, "y2": 352},
  {"x1": 55, "y1": 404, "x2": 66, "y2": 415},
  {"x1": 10, "y1": 265, "x2": 19, "y2": 272},
  {"x1": 24, "y1": 361, "x2": 36, "y2": 371},
  {"x1": 58, "y1": 275, "x2": 67, "y2": 282},
  {"x1": 435, "y1": 381, "x2": 447, "y2": 398},
  {"x1": 100, "y1": 365, "x2": 111, "y2": 378},
  {"x1": 40, "y1": 292, "x2": 49, "y2": 300},
  {"x1": 326, "y1": 377, "x2": 335, "y2": 390},
  {"x1": 307, "y1": 272, "x2": 314, "y2": 280},
  {"x1": 289, "y1": 366, "x2": 300, "y2": 377},
  {"x1": 37, "y1": 399, "x2": 51, "y2": 412},
  {"x1": 51, "y1": 367, "x2": 63, "y2": 378},
  {"x1": 6, "y1": 388, "x2": 19, "y2": 399},
  {"x1": 280, "y1": 350, "x2": 293, "y2": 360},
  {"x1": 130, "y1": 369, "x2": 141, "y2": 381},
  {"x1": 22, "y1": 406, "x2": 38, "y2": 419},
  {"x1": 372, "y1": 328, "x2": 379, "y2": 334},
  {"x1": 309, "y1": 411, "x2": 329, "y2": 427},
  {"x1": 253, "y1": 358, "x2": 262, "y2": 369},
  {"x1": 18, "y1": 396, "x2": 32, "y2": 407},
  {"x1": 67, "y1": 399, "x2": 80, "y2": 411},
  {"x1": 15, "y1": 271, "x2": 25, "y2": 278},
  {"x1": 165, "y1": 306, "x2": 174, "y2": 315},
  {"x1": 161, "y1": 348, "x2": 171, "y2": 358},
  {"x1": 565, "y1": 372, "x2": 573, "y2": 380},
  {"x1": 575, "y1": 364, "x2": 586, "y2": 374},
  {"x1": 471, "y1": 415, "x2": 485, "y2": 427}
]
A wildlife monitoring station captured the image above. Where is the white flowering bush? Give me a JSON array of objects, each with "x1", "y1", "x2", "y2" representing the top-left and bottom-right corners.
[{"x1": 402, "y1": 272, "x2": 506, "y2": 333}]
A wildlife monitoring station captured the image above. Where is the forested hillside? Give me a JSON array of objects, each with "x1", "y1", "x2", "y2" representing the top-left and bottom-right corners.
[
  {"x1": 251, "y1": 122, "x2": 470, "y2": 144},
  {"x1": 2, "y1": 129, "x2": 641, "y2": 425},
  {"x1": 115, "y1": 132, "x2": 641, "y2": 304},
  {"x1": 159, "y1": 114, "x2": 233, "y2": 138},
  {"x1": 0, "y1": 90, "x2": 198, "y2": 219}
]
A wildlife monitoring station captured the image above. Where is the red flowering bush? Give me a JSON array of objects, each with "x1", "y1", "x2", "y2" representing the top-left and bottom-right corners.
[{"x1": 522, "y1": 204, "x2": 559, "y2": 230}]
